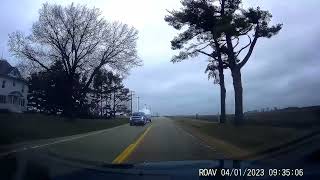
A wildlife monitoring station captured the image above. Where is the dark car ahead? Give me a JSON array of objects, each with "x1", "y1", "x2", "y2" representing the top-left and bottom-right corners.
[{"x1": 129, "y1": 112, "x2": 147, "y2": 126}]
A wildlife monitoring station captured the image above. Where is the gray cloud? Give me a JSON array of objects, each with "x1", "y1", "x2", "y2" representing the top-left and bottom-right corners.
[{"x1": 125, "y1": 0, "x2": 320, "y2": 115}]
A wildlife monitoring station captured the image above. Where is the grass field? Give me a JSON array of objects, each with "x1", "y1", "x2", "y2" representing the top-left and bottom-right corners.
[
  {"x1": 0, "y1": 113, "x2": 128, "y2": 145},
  {"x1": 171, "y1": 107, "x2": 320, "y2": 159},
  {"x1": 169, "y1": 106, "x2": 320, "y2": 129},
  {"x1": 175, "y1": 119, "x2": 319, "y2": 159}
]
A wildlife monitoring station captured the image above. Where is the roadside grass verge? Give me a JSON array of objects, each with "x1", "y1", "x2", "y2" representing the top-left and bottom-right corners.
[
  {"x1": 168, "y1": 106, "x2": 320, "y2": 129},
  {"x1": 0, "y1": 113, "x2": 128, "y2": 145},
  {"x1": 175, "y1": 119, "x2": 318, "y2": 159}
]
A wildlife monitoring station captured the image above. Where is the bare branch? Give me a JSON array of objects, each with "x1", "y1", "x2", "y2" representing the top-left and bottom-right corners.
[
  {"x1": 195, "y1": 50, "x2": 218, "y2": 61},
  {"x1": 239, "y1": 28, "x2": 259, "y2": 68},
  {"x1": 22, "y1": 51, "x2": 51, "y2": 71},
  {"x1": 233, "y1": 37, "x2": 240, "y2": 48},
  {"x1": 235, "y1": 35, "x2": 252, "y2": 57}
]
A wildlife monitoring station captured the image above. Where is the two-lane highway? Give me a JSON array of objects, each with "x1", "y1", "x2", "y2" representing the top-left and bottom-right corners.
[{"x1": 2, "y1": 117, "x2": 222, "y2": 164}]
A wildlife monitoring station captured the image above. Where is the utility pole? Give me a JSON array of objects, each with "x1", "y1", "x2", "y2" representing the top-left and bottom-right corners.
[
  {"x1": 130, "y1": 91, "x2": 135, "y2": 115},
  {"x1": 136, "y1": 96, "x2": 140, "y2": 112},
  {"x1": 100, "y1": 83, "x2": 103, "y2": 118},
  {"x1": 1, "y1": 46, "x2": 3, "y2": 59},
  {"x1": 113, "y1": 90, "x2": 116, "y2": 117}
]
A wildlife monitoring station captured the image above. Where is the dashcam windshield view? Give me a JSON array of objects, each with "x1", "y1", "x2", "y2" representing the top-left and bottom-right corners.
[{"x1": 0, "y1": 0, "x2": 319, "y2": 180}]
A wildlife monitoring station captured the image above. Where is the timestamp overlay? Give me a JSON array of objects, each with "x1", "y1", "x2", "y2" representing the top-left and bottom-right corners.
[{"x1": 199, "y1": 168, "x2": 304, "y2": 177}]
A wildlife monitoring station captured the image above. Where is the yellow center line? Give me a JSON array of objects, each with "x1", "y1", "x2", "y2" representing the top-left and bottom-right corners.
[{"x1": 112, "y1": 124, "x2": 152, "y2": 164}]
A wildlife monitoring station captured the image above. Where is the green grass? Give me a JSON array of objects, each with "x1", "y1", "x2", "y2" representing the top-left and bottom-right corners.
[
  {"x1": 175, "y1": 119, "x2": 318, "y2": 158},
  {"x1": 0, "y1": 113, "x2": 128, "y2": 145}
]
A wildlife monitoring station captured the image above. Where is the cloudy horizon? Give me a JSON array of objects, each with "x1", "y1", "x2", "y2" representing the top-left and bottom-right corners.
[{"x1": 1, "y1": 0, "x2": 320, "y2": 115}]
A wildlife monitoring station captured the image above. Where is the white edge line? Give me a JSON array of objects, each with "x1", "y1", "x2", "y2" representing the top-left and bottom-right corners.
[
  {"x1": 176, "y1": 126, "x2": 216, "y2": 151},
  {"x1": 0, "y1": 124, "x2": 126, "y2": 157}
]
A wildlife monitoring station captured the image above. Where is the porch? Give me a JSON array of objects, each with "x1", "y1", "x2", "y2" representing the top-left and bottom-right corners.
[{"x1": 0, "y1": 91, "x2": 27, "y2": 113}]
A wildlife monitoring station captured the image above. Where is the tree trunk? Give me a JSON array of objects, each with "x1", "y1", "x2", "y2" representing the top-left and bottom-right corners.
[
  {"x1": 63, "y1": 81, "x2": 74, "y2": 118},
  {"x1": 231, "y1": 67, "x2": 244, "y2": 125},
  {"x1": 214, "y1": 39, "x2": 226, "y2": 123},
  {"x1": 113, "y1": 91, "x2": 116, "y2": 118},
  {"x1": 219, "y1": 68, "x2": 226, "y2": 123},
  {"x1": 100, "y1": 84, "x2": 103, "y2": 118},
  {"x1": 62, "y1": 74, "x2": 76, "y2": 119},
  {"x1": 100, "y1": 94, "x2": 103, "y2": 118}
]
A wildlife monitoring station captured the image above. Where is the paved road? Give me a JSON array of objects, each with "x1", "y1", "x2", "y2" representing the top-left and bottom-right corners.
[
  {"x1": 2, "y1": 118, "x2": 320, "y2": 179},
  {"x1": 1, "y1": 117, "x2": 222, "y2": 164},
  {"x1": 37, "y1": 122, "x2": 149, "y2": 163},
  {"x1": 127, "y1": 117, "x2": 223, "y2": 163}
]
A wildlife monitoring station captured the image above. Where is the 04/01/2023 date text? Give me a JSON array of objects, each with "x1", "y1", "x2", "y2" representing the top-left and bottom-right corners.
[{"x1": 198, "y1": 168, "x2": 304, "y2": 177}]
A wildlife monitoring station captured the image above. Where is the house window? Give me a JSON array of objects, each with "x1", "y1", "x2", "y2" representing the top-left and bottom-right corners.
[
  {"x1": 22, "y1": 99, "x2": 25, "y2": 106},
  {"x1": 22, "y1": 85, "x2": 24, "y2": 93},
  {"x1": 2, "y1": 80, "x2": 5, "y2": 88},
  {"x1": 0, "y1": 95, "x2": 6, "y2": 104},
  {"x1": 13, "y1": 81, "x2": 15, "y2": 87}
]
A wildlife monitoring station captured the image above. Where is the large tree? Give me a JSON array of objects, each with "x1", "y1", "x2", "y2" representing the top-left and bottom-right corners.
[
  {"x1": 165, "y1": 0, "x2": 282, "y2": 124},
  {"x1": 8, "y1": 3, "x2": 141, "y2": 117},
  {"x1": 165, "y1": 2, "x2": 230, "y2": 123}
]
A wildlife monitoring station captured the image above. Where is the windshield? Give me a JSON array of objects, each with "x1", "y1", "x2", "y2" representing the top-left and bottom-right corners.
[
  {"x1": 132, "y1": 112, "x2": 145, "y2": 116},
  {"x1": 0, "y1": 0, "x2": 320, "y2": 179}
]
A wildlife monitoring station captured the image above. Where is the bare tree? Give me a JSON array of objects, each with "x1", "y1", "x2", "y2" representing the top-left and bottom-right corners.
[{"x1": 8, "y1": 3, "x2": 141, "y2": 117}]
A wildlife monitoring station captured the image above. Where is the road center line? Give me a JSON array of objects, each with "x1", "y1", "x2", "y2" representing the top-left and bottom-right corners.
[{"x1": 112, "y1": 125, "x2": 152, "y2": 164}]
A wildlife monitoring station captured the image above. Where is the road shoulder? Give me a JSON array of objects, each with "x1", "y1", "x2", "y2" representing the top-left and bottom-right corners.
[
  {"x1": 174, "y1": 120, "x2": 248, "y2": 159},
  {"x1": 174, "y1": 118, "x2": 320, "y2": 160}
]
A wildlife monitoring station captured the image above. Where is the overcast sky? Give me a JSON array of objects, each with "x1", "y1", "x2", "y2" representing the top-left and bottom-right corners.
[{"x1": 1, "y1": 0, "x2": 320, "y2": 115}]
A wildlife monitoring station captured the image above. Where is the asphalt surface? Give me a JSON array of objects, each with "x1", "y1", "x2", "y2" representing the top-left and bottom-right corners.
[
  {"x1": 39, "y1": 122, "x2": 149, "y2": 163},
  {"x1": 0, "y1": 117, "x2": 222, "y2": 164},
  {"x1": 127, "y1": 117, "x2": 223, "y2": 163}
]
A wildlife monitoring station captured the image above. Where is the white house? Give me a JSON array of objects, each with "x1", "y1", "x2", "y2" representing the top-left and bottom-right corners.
[{"x1": 0, "y1": 59, "x2": 28, "y2": 113}]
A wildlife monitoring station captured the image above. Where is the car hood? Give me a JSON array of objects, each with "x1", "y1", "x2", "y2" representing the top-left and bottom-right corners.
[{"x1": 1, "y1": 152, "x2": 320, "y2": 180}]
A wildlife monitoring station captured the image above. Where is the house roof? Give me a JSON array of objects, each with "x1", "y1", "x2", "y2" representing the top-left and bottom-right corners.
[
  {"x1": 0, "y1": 60, "x2": 12, "y2": 74},
  {"x1": 0, "y1": 59, "x2": 24, "y2": 81}
]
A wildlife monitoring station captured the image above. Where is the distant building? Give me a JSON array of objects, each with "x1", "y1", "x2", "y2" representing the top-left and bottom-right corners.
[{"x1": 0, "y1": 59, "x2": 28, "y2": 113}]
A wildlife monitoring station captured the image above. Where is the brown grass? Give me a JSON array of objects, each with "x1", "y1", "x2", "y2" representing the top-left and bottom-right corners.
[{"x1": 175, "y1": 119, "x2": 317, "y2": 159}]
